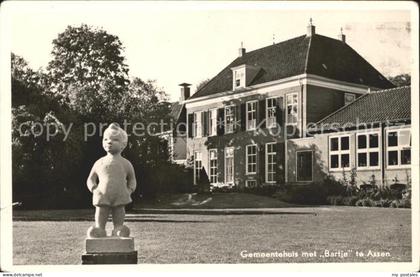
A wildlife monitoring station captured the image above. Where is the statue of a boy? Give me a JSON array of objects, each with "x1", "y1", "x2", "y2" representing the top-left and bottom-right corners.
[{"x1": 86, "y1": 123, "x2": 137, "y2": 238}]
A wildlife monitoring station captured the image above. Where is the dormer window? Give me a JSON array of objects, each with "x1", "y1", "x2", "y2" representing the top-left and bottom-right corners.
[
  {"x1": 232, "y1": 66, "x2": 246, "y2": 90},
  {"x1": 231, "y1": 64, "x2": 260, "y2": 91}
]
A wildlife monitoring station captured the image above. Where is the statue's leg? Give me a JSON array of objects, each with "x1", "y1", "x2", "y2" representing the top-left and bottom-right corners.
[
  {"x1": 111, "y1": 205, "x2": 130, "y2": 237},
  {"x1": 87, "y1": 206, "x2": 109, "y2": 238},
  {"x1": 112, "y1": 205, "x2": 125, "y2": 228},
  {"x1": 95, "y1": 206, "x2": 111, "y2": 229}
]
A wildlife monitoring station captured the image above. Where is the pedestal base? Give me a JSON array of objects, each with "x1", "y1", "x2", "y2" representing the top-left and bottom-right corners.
[
  {"x1": 82, "y1": 237, "x2": 137, "y2": 264},
  {"x1": 82, "y1": 251, "x2": 138, "y2": 264}
]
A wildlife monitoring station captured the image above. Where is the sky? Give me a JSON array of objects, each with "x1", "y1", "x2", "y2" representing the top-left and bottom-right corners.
[{"x1": 6, "y1": 2, "x2": 414, "y2": 102}]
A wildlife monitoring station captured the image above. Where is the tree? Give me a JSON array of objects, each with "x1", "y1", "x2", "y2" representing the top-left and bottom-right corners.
[
  {"x1": 13, "y1": 25, "x2": 183, "y2": 208},
  {"x1": 12, "y1": 54, "x2": 88, "y2": 208},
  {"x1": 389, "y1": 74, "x2": 411, "y2": 87},
  {"x1": 47, "y1": 24, "x2": 130, "y2": 117},
  {"x1": 195, "y1": 78, "x2": 211, "y2": 93}
]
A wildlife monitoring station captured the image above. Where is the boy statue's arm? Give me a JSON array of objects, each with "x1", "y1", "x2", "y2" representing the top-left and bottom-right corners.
[
  {"x1": 127, "y1": 161, "x2": 137, "y2": 194},
  {"x1": 86, "y1": 162, "x2": 99, "y2": 192}
]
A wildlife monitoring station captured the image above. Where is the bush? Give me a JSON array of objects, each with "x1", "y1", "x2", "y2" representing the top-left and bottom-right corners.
[
  {"x1": 326, "y1": 195, "x2": 344, "y2": 206},
  {"x1": 342, "y1": 196, "x2": 359, "y2": 206},
  {"x1": 243, "y1": 184, "x2": 278, "y2": 196},
  {"x1": 139, "y1": 163, "x2": 194, "y2": 199},
  {"x1": 355, "y1": 199, "x2": 364, "y2": 207},
  {"x1": 380, "y1": 199, "x2": 392, "y2": 207},
  {"x1": 323, "y1": 176, "x2": 346, "y2": 196},
  {"x1": 211, "y1": 185, "x2": 237, "y2": 193},
  {"x1": 280, "y1": 183, "x2": 327, "y2": 205},
  {"x1": 354, "y1": 198, "x2": 376, "y2": 207},
  {"x1": 361, "y1": 198, "x2": 375, "y2": 207},
  {"x1": 391, "y1": 199, "x2": 411, "y2": 208},
  {"x1": 400, "y1": 198, "x2": 411, "y2": 208}
]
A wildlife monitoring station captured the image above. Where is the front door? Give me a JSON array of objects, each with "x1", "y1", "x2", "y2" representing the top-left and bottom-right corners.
[{"x1": 297, "y1": 150, "x2": 313, "y2": 182}]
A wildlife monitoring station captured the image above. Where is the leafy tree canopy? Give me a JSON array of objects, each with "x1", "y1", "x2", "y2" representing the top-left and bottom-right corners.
[
  {"x1": 388, "y1": 74, "x2": 411, "y2": 87},
  {"x1": 195, "y1": 78, "x2": 211, "y2": 93},
  {"x1": 47, "y1": 24, "x2": 130, "y2": 116}
]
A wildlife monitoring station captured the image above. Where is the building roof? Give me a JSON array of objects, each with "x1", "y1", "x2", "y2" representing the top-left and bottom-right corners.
[
  {"x1": 315, "y1": 86, "x2": 411, "y2": 129},
  {"x1": 190, "y1": 33, "x2": 394, "y2": 100},
  {"x1": 169, "y1": 101, "x2": 184, "y2": 121}
]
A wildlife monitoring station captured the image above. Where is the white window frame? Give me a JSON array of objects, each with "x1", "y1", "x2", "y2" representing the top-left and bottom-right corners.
[
  {"x1": 246, "y1": 101, "x2": 257, "y2": 130},
  {"x1": 225, "y1": 147, "x2": 234, "y2": 185},
  {"x1": 193, "y1": 151, "x2": 202, "y2": 185},
  {"x1": 329, "y1": 135, "x2": 351, "y2": 171},
  {"x1": 286, "y1": 93, "x2": 298, "y2": 126},
  {"x1": 296, "y1": 150, "x2": 313, "y2": 182},
  {"x1": 344, "y1": 93, "x2": 356, "y2": 106},
  {"x1": 209, "y1": 149, "x2": 218, "y2": 184},
  {"x1": 266, "y1": 97, "x2": 277, "y2": 128},
  {"x1": 386, "y1": 128, "x2": 411, "y2": 169},
  {"x1": 225, "y1": 105, "x2": 235, "y2": 134},
  {"x1": 233, "y1": 67, "x2": 245, "y2": 90},
  {"x1": 245, "y1": 180, "x2": 257, "y2": 188},
  {"x1": 246, "y1": 144, "x2": 257, "y2": 175},
  {"x1": 193, "y1": 112, "x2": 202, "y2": 138},
  {"x1": 356, "y1": 131, "x2": 381, "y2": 170},
  {"x1": 209, "y1": 109, "x2": 218, "y2": 137},
  {"x1": 265, "y1": 143, "x2": 276, "y2": 183}
]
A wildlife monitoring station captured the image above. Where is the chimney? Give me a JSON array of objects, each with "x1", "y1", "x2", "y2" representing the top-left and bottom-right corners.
[
  {"x1": 306, "y1": 18, "x2": 316, "y2": 37},
  {"x1": 238, "y1": 41, "x2": 246, "y2": 57},
  {"x1": 338, "y1": 27, "x2": 346, "y2": 43},
  {"x1": 179, "y1": 83, "x2": 191, "y2": 101}
]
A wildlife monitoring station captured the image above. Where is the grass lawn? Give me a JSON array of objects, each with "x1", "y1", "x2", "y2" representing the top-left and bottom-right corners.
[{"x1": 13, "y1": 206, "x2": 411, "y2": 264}]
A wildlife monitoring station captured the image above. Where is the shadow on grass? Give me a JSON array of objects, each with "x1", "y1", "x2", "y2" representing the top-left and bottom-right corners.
[
  {"x1": 13, "y1": 218, "x2": 214, "y2": 223},
  {"x1": 132, "y1": 210, "x2": 318, "y2": 216}
]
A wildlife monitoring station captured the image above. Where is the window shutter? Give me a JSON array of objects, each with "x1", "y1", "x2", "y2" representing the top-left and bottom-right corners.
[
  {"x1": 240, "y1": 103, "x2": 246, "y2": 131},
  {"x1": 276, "y1": 142, "x2": 285, "y2": 184},
  {"x1": 258, "y1": 99, "x2": 266, "y2": 129},
  {"x1": 276, "y1": 97, "x2": 284, "y2": 128},
  {"x1": 217, "y1": 108, "x2": 225, "y2": 135},
  {"x1": 187, "y1": 113, "x2": 194, "y2": 138},
  {"x1": 234, "y1": 105, "x2": 240, "y2": 133},
  {"x1": 218, "y1": 148, "x2": 224, "y2": 183},
  {"x1": 202, "y1": 111, "x2": 209, "y2": 137},
  {"x1": 259, "y1": 144, "x2": 265, "y2": 185}
]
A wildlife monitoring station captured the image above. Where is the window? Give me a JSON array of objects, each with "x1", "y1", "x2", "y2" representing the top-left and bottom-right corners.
[
  {"x1": 193, "y1": 151, "x2": 202, "y2": 185},
  {"x1": 266, "y1": 143, "x2": 277, "y2": 183},
  {"x1": 286, "y1": 93, "x2": 298, "y2": 125},
  {"x1": 233, "y1": 67, "x2": 245, "y2": 90},
  {"x1": 344, "y1": 93, "x2": 356, "y2": 105},
  {"x1": 193, "y1": 112, "x2": 202, "y2": 138},
  {"x1": 246, "y1": 180, "x2": 257, "y2": 188},
  {"x1": 266, "y1": 98, "x2": 277, "y2": 128},
  {"x1": 297, "y1": 151, "x2": 313, "y2": 182},
  {"x1": 246, "y1": 145, "x2": 257, "y2": 174},
  {"x1": 246, "y1": 101, "x2": 257, "y2": 130},
  {"x1": 209, "y1": 109, "x2": 218, "y2": 136},
  {"x1": 387, "y1": 128, "x2": 411, "y2": 167},
  {"x1": 329, "y1": 135, "x2": 350, "y2": 170},
  {"x1": 225, "y1": 147, "x2": 234, "y2": 184},
  {"x1": 357, "y1": 132, "x2": 380, "y2": 169},
  {"x1": 225, "y1": 105, "x2": 235, "y2": 134},
  {"x1": 209, "y1": 149, "x2": 218, "y2": 184}
]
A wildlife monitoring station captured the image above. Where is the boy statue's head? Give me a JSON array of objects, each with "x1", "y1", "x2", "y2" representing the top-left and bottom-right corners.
[{"x1": 102, "y1": 123, "x2": 128, "y2": 154}]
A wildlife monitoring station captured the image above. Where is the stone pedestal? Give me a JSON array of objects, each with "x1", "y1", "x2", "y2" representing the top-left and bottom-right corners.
[{"x1": 82, "y1": 237, "x2": 137, "y2": 264}]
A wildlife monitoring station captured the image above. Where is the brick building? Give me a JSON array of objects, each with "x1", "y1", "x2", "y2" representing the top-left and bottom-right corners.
[
  {"x1": 182, "y1": 22, "x2": 410, "y2": 189},
  {"x1": 288, "y1": 86, "x2": 411, "y2": 186}
]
